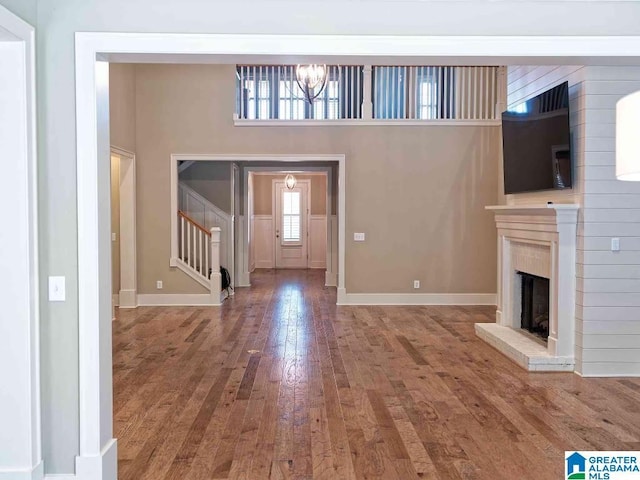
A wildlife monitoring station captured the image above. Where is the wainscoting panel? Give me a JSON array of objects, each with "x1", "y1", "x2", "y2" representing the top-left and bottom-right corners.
[
  {"x1": 253, "y1": 215, "x2": 274, "y2": 268},
  {"x1": 309, "y1": 215, "x2": 327, "y2": 269}
]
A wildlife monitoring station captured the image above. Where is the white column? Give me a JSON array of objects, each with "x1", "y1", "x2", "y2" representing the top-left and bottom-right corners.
[
  {"x1": 496, "y1": 66, "x2": 507, "y2": 115},
  {"x1": 361, "y1": 65, "x2": 373, "y2": 120},
  {"x1": 75, "y1": 57, "x2": 117, "y2": 479},
  {"x1": 0, "y1": 7, "x2": 42, "y2": 478},
  {"x1": 210, "y1": 227, "x2": 222, "y2": 306},
  {"x1": 554, "y1": 209, "x2": 578, "y2": 358}
]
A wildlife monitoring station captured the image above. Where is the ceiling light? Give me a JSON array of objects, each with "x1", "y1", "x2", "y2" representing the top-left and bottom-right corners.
[{"x1": 285, "y1": 174, "x2": 297, "y2": 190}]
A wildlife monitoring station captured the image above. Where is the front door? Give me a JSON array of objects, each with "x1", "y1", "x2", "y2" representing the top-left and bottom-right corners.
[{"x1": 274, "y1": 180, "x2": 309, "y2": 268}]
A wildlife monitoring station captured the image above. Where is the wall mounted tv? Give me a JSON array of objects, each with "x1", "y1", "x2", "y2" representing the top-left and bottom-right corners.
[{"x1": 502, "y1": 81, "x2": 572, "y2": 194}]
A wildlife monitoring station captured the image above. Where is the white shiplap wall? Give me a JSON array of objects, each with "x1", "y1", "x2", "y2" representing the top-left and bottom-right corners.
[
  {"x1": 506, "y1": 65, "x2": 640, "y2": 376},
  {"x1": 579, "y1": 66, "x2": 640, "y2": 376}
]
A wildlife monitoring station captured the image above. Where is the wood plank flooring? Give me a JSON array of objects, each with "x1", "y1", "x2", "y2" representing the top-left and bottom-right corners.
[{"x1": 113, "y1": 269, "x2": 640, "y2": 479}]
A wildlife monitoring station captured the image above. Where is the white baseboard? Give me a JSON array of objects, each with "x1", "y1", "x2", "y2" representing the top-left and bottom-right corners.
[
  {"x1": 137, "y1": 294, "x2": 217, "y2": 306},
  {"x1": 309, "y1": 262, "x2": 326, "y2": 269},
  {"x1": 236, "y1": 270, "x2": 251, "y2": 287},
  {"x1": 118, "y1": 289, "x2": 137, "y2": 308},
  {"x1": 74, "y1": 439, "x2": 117, "y2": 480},
  {"x1": 337, "y1": 292, "x2": 497, "y2": 306},
  {"x1": 325, "y1": 271, "x2": 337, "y2": 287},
  {"x1": 0, "y1": 461, "x2": 43, "y2": 480}
]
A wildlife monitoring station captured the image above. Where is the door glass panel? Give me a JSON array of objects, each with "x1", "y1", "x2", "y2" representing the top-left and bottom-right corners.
[{"x1": 282, "y1": 191, "x2": 301, "y2": 241}]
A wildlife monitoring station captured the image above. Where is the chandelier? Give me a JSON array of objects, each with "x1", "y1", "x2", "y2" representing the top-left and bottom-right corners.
[
  {"x1": 295, "y1": 64, "x2": 328, "y2": 104},
  {"x1": 284, "y1": 174, "x2": 297, "y2": 190}
]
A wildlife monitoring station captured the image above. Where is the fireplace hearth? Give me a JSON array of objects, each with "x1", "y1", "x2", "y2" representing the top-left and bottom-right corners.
[
  {"x1": 519, "y1": 272, "x2": 550, "y2": 340},
  {"x1": 476, "y1": 204, "x2": 578, "y2": 372}
]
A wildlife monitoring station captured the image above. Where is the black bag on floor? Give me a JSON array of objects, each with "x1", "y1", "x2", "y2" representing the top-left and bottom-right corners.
[{"x1": 220, "y1": 266, "x2": 231, "y2": 292}]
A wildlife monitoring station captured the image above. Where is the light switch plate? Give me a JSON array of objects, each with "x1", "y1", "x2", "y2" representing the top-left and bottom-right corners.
[
  {"x1": 354, "y1": 232, "x2": 365, "y2": 242},
  {"x1": 112, "y1": 232, "x2": 117, "y2": 242},
  {"x1": 49, "y1": 276, "x2": 66, "y2": 302},
  {"x1": 611, "y1": 237, "x2": 620, "y2": 251}
]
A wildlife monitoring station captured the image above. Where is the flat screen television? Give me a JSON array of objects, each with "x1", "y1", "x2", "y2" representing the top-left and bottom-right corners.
[{"x1": 502, "y1": 81, "x2": 572, "y2": 194}]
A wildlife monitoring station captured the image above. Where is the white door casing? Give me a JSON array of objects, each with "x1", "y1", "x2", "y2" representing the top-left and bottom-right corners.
[
  {"x1": 111, "y1": 147, "x2": 137, "y2": 309},
  {"x1": 0, "y1": 5, "x2": 42, "y2": 478},
  {"x1": 274, "y1": 179, "x2": 309, "y2": 269},
  {"x1": 75, "y1": 31, "x2": 640, "y2": 480}
]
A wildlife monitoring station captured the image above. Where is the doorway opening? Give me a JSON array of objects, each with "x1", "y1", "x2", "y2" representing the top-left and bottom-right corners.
[
  {"x1": 249, "y1": 171, "x2": 329, "y2": 273},
  {"x1": 244, "y1": 163, "x2": 339, "y2": 288}
]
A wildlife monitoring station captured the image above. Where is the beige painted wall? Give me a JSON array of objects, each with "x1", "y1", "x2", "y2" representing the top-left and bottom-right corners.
[
  {"x1": 129, "y1": 63, "x2": 499, "y2": 294},
  {"x1": 253, "y1": 174, "x2": 327, "y2": 216},
  {"x1": 180, "y1": 162, "x2": 232, "y2": 214},
  {"x1": 109, "y1": 63, "x2": 136, "y2": 153}
]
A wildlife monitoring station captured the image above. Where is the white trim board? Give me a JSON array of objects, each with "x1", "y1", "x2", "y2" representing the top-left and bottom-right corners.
[
  {"x1": 234, "y1": 119, "x2": 502, "y2": 127},
  {"x1": 74, "y1": 31, "x2": 640, "y2": 480},
  {"x1": 0, "y1": 462, "x2": 43, "y2": 480},
  {"x1": 111, "y1": 147, "x2": 137, "y2": 309},
  {"x1": 337, "y1": 293, "x2": 497, "y2": 306}
]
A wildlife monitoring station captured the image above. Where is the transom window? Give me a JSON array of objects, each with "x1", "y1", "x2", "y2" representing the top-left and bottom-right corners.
[{"x1": 282, "y1": 191, "x2": 301, "y2": 242}]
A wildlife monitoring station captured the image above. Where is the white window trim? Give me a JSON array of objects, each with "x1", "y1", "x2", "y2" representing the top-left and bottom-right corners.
[{"x1": 233, "y1": 118, "x2": 501, "y2": 127}]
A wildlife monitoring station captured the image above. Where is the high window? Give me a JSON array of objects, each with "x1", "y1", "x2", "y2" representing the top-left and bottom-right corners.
[
  {"x1": 236, "y1": 65, "x2": 364, "y2": 120},
  {"x1": 236, "y1": 65, "x2": 499, "y2": 122}
]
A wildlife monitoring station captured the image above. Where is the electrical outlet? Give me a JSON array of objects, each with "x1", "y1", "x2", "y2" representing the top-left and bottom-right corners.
[
  {"x1": 354, "y1": 232, "x2": 365, "y2": 242},
  {"x1": 611, "y1": 237, "x2": 620, "y2": 252},
  {"x1": 156, "y1": 280, "x2": 163, "y2": 290},
  {"x1": 413, "y1": 280, "x2": 420, "y2": 289}
]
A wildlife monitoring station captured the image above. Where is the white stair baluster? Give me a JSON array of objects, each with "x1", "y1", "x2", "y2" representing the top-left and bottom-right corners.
[
  {"x1": 180, "y1": 215, "x2": 185, "y2": 261},
  {"x1": 199, "y1": 229, "x2": 203, "y2": 275}
]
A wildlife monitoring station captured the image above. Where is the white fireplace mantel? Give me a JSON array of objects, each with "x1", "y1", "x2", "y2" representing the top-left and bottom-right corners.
[{"x1": 476, "y1": 203, "x2": 579, "y2": 372}]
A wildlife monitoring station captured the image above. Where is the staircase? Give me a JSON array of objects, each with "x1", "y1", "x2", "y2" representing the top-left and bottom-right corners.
[{"x1": 172, "y1": 183, "x2": 234, "y2": 304}]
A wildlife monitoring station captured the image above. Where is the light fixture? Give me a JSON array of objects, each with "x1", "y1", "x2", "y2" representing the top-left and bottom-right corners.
[
  {"x1": 285, "y1": 173, "x2": 297, "y2": 190},
  {"x1": 616, "y1": 90, "x2": 640, "y2": 181},
  {"x1": 295, "y1": 64, "x2": 328, "y2": 104}
]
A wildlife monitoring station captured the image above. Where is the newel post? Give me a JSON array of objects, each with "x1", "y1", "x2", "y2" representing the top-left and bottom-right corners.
[
  {"x1": 362, "y1": 65, "x2": 373, "y2": 120},
  {"x1": 210, "y1": 226, "x2": 222, "y2": 306}
]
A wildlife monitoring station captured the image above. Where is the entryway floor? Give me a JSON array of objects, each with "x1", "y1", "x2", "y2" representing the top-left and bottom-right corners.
[{"x1": 113, "y1": 270, "x2": 640, "y2": 479}]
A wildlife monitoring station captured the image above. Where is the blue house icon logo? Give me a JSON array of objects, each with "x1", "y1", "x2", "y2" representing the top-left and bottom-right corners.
[{"x1": 566, "y1": 452, "x2": 586, "y2": 479}]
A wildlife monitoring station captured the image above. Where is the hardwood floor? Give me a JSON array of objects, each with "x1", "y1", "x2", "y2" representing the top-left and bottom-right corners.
[{"x1": 113, "y1": 269, "x2": 640, "y2": 479}]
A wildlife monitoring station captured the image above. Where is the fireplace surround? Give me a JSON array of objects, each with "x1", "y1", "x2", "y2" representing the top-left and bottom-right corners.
[{"x1": 476, "y1": 204, "x2": 579, "y2": 371}]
